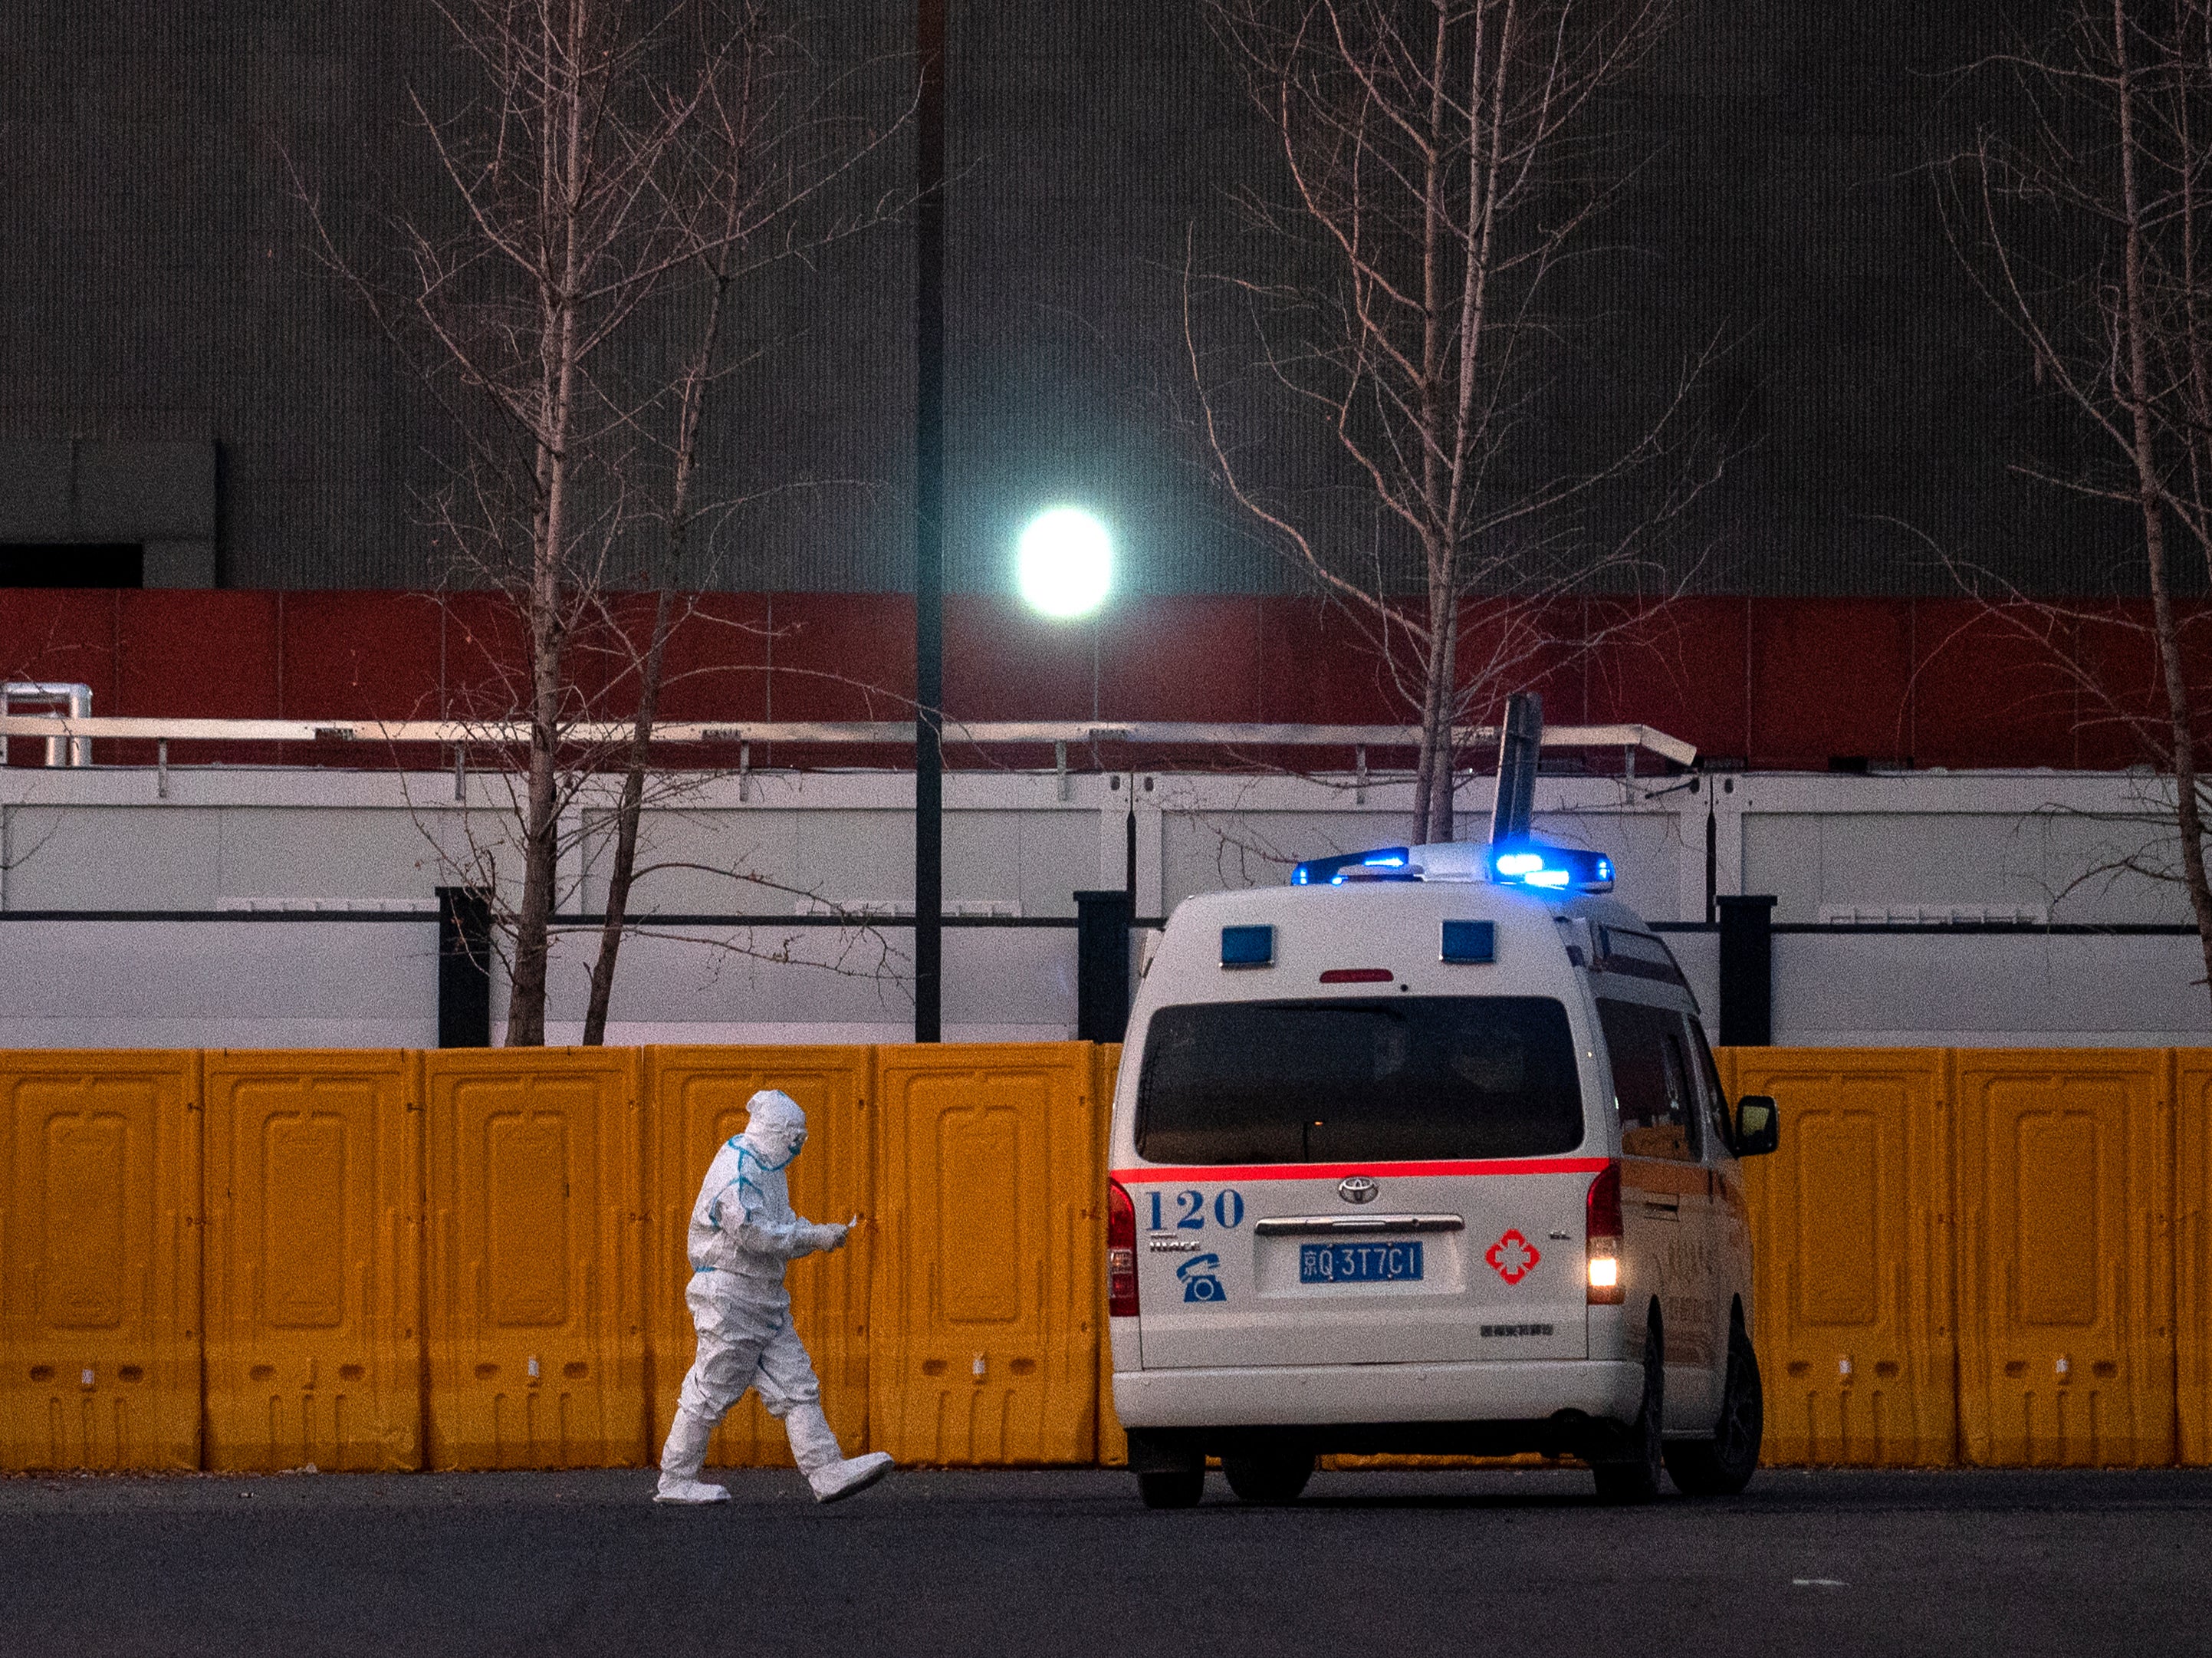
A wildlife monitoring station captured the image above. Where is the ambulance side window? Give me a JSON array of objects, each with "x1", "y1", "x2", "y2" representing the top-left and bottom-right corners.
[{"x1": 1596, "y1": 998, "x2": 1694, "y2": 1162}]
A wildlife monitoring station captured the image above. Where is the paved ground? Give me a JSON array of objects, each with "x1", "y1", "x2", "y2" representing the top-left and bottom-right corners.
[{"x1": 0, "y1": 1465, "x2": 2205, "y2": 1656}]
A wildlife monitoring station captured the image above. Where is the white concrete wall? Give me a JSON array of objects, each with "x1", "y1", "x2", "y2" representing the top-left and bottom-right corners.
[{"x1": 0, "y1": 761, "x2": 2204, "y2": 1047}]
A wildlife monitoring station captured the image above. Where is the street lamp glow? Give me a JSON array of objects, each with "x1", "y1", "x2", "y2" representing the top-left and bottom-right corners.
[{"x1": 1016, "y1": 507, "x2": 1113, "y2": 618}]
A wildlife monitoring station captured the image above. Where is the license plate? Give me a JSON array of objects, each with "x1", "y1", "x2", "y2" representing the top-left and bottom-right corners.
[{"x1": 1299, "y1": 1240, "x2": 1424, "y2": 1284}]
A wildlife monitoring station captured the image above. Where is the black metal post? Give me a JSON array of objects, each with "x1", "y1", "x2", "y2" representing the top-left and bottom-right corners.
[
  {"x1": 1704, "y1": 794, "x2": 1717, "y2": 924},
  {"x1": 1717, "y1": 894, "x2": 1777, "y2": 1047},
  {"x1": 435, "y1": 887, "x2": 493, "y2": 1048},
  {"x1": 1075, "y1": 889, "x2": 1135, "y2": 1044},
  {"x1": 913, "y1": 0, "x2": 945, "y2": 1042}
]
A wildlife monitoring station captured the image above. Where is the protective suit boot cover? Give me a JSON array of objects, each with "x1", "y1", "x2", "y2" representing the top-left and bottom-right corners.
[
  {"x1": 809, "y1": 1450, "x2": 894, "y2": 1505},
  {"x1": 655, "y1": 1476, "x2": 732, "y2": 1505},
  {"x1": 784, "y1": 1402, "x2": 895, "y2": 1505},
  {"x1": 656, "y1": 1405, "x2": 728, "y2": 1505}
]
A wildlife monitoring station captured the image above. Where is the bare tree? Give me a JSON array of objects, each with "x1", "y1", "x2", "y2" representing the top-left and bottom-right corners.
[
  {"x1": 1188, "y1": 0, "x2": 1723, "y2": 844},
  {"x1": 296, "y1": 0, "x2": 907, "y2": 1042},
  {"x1": 1939, "y1": 0, "x2": 2212, "y2": 1004},
  {"x1": 577, "y1": 5, "x2": 911, "y2": 1044}
]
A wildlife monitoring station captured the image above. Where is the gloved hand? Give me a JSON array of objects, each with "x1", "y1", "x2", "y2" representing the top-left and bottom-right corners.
[{"x1": 807, "y1": 1221, "x2": 850, "y2": 1254}]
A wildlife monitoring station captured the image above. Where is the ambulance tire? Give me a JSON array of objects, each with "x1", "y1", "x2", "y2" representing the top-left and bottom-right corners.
[
  {"x1": 1665, "y1": 1317, "x2": 1763, "y2": 1498},
  {"x1": 1137, "y1": 1469, "x2": 1205, "y2": 1510},
  {"x1": 1224, "y1": 1449, "x2": 1315, "y2": 1505},
  {"x1": 1591, "y1": 1314, "x2": 1666, "y2": 1505}
]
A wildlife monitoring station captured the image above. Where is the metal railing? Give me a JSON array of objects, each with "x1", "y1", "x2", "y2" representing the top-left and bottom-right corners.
[{"x1": 0, "y1": 713, "x2": 1697, "y2": 768}]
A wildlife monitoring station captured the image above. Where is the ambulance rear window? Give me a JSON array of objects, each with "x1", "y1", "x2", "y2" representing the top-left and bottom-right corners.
[{"x1": 1135, "y1": 996, "x2": 1584, "y2": 1164}]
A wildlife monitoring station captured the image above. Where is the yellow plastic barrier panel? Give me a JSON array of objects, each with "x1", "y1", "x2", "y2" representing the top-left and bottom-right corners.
[
  {"x1": 1954, "y1": 1050, "x2": 2175, "y2": 1468},
  {"x1": 1093, "y1": 1043, "x2": 1128, "y2": 1470},
  {"x1": 202, "y1": 1051, "x2": 424, "y2": 1472},
  {"x1": 2179, "y1": 1052, "x2": 2212, "y2": 1466},
  {"x1": 1725, "y1": 1049, "x2": 1959, "y2": 1467},
  {"x1": 644, "y1": 1048, "x2": 873, "y2": 1469},
  {"x1": 0, "y1": 1051, "x2": 202, "y2": 1471},
  {"x1": 422, "y1": 1049, "x2": 649, "y2": 1469},
  {"x1": 869, "y1": 1043, "x2": 1102, "y2": 1466}
]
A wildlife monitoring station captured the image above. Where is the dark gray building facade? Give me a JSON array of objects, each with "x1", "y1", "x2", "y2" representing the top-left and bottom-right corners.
[{"x1": 0, "y1": 0, "x2": 2121, "y2": 597}]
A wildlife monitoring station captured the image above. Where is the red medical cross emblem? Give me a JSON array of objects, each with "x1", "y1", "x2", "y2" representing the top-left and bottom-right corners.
[{"x1": 1486, "y1": 1229, "x2": 1540, "y2": 1285}]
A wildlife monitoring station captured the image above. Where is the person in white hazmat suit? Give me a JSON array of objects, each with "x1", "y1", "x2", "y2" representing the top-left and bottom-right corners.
[{"x1": 656, "y1": 1089, "x2": 895, "y2": 1505}]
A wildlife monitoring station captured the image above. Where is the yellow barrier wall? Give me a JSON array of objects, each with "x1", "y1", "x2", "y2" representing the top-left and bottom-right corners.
[
  {"x1": 644, "y1": 1047, "x2": 873, "y2": 1469},
  {"x1": 869, "y1": 1044, "x2": 1101, "y2": 1465},
  {"x1": 0, "y1": 1051, "x2": 202, "y2": 1471},
  {"x1": 1727, "y1": 1049, "x2": 1959, "y2": 1466},
  {"x1": 1954, "y1": 1050, "x2": 2176, "y2": 1467},
  {"x1": 5, "y1": 1041, "x2": 2210, "y2": 1473},
  {"x1": 423, "y1": 1049, "x2": 648, "y2": 1469},
  {"x1": 2178, "y1": 1051, "x2": 2212, "y2": 1466},
  {"x1": 202, "y1": 1051, "x2": 423, "y2": 1472}
]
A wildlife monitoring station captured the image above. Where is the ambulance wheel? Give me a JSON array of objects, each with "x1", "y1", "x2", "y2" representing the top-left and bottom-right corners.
[
  {"x1": 1592, "y1": 1314, "x2": 1666, "y2": 1505},
  {"x1": 1137, "y1": 1469, "x2": 1205, "y2": 1509},
  {"x1": 1665, "y1": 1317, "x2": 1763, "y2": 1497},
  {"x1": 1224, "y1": 1449, "x2": 1314, "y2": 1505}
]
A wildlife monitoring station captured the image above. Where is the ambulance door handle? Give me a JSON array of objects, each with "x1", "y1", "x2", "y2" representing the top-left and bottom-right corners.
[{"x1": 1636, "y1": 1196, "x2": 1681, "y2": 1219}]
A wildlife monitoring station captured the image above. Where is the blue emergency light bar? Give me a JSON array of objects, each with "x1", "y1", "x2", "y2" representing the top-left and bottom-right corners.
[
  {"x1": 1290, "y1": 847, "x2": 1412, "y2": 886},
  {"x1": 1485, "y1": 838, "x2": 1614, "y2": 893}
]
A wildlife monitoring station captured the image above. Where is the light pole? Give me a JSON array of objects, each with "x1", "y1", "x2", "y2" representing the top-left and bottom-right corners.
[
  {"x1": 1021, "y1": 507, "x2": 1127, "y2": 1045},
  {"x1": 914, "y1": 0, "x2": 945, "y2": 1043}
]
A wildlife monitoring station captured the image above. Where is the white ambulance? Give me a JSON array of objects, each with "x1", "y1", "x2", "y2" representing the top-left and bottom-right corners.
[{"x1": 1105, "y1": 837, "x2": 1779, "y2": 1507}]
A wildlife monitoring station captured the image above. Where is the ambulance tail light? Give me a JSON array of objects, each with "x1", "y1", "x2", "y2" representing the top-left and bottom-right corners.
[
  {"x1": 1586, "y1": 1160, "x2": 1625, "y2": 1305},
  {"x1": 1107, "y1": 1179, "x2": 1139, "y2": 1317}
]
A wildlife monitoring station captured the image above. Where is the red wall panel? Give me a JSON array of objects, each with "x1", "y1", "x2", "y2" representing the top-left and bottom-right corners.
[
  {"x1": 1908, "y1": 599, "x2": 2080, "y2": 771},
  {"x1": 761, "y1": 593, "x2": 913, "y2": 768},
  {"x1": 1582, "y1": 597, "x2": 1748, "y2": 763},
  {"x1": 437, "y1": 592, "x2": 532, "y2": 720},
  {"x1": 1465, "y1": 597, "x2": 1585, "y2": 729},
  {"x1": 764, "y1": 593, "x2": 912, "y2": 719},
  {"x1": 944, "y1": 595, "x2": 1096, "y2": 722},
  {"x1": 644, "y1": 593, "x2": 772, "y2": 722},
  {"x1": 116, "y1": 591, "x2": 281, "y2": 765},
  {"x1": 1747, "y1": 597, "x2": 1916, "y2": 768},
  {"x1": 1099, "y1": 596, "x2": 1264, "y2": 723},
  {"x1": 8, "y1": 585, "x2": 2190, "y2": 774},
  {"x1": 117, "y1": 591, "x2": 279, "y2": 717},
  {"x1": 1254, "y1": 597, "x2": 1405, "y2": 726},
  {"x1": 280, "y1": 593, "x2": 443, "y2": 721}
]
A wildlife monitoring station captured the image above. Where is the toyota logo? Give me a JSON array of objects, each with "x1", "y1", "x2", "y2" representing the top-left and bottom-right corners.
[{"x1": 1337, "y1": 1175, "x2": 1378, "y2": 1205}]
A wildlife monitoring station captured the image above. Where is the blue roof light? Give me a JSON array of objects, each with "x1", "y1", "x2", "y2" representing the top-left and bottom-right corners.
[{"x1": 1485, "y1": 837, "x2": 1615, "y2": 895}]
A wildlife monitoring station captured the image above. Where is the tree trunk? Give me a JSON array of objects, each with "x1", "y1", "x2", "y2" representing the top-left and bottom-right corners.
[
  {"x1": 505, "y1": 11, "x2": 590, "y2": 1048},
  {"x1": 581, "y1": 586, "x2": 675, "y2": 1044}
]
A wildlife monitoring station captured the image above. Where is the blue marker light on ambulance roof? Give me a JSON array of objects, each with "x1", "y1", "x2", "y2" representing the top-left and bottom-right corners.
[
  {"x1": 1525, "y1": 869, "x2": 1572, "y2": 889},
  {"x1": 1494, "y1": 852, "x2": 1543, "y2": 877},
  {"x1": 1291, "y1": 846, "x2": 1410, "y2": 887}
]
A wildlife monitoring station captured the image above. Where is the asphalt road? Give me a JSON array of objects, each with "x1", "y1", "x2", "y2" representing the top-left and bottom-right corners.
[{"x1": 1, "y1": 1465, "x2": 2205, "y2": 1657}]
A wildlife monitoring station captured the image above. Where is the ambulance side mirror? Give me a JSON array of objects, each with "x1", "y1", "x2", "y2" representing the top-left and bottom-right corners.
[{"x1": 1734, "y1": 1096, "x2": 1780, "y2": 1157}]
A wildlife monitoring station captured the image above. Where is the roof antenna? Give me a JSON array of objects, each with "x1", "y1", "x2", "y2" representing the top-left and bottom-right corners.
[{"x1": 1487, "y1": 692, "x2": 1543, "y2": 846}]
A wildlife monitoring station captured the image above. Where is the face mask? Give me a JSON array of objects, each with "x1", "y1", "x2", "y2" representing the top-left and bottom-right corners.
[{"x1": 755, "y1": 1123, "x2": 806, "y2": 1168}]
